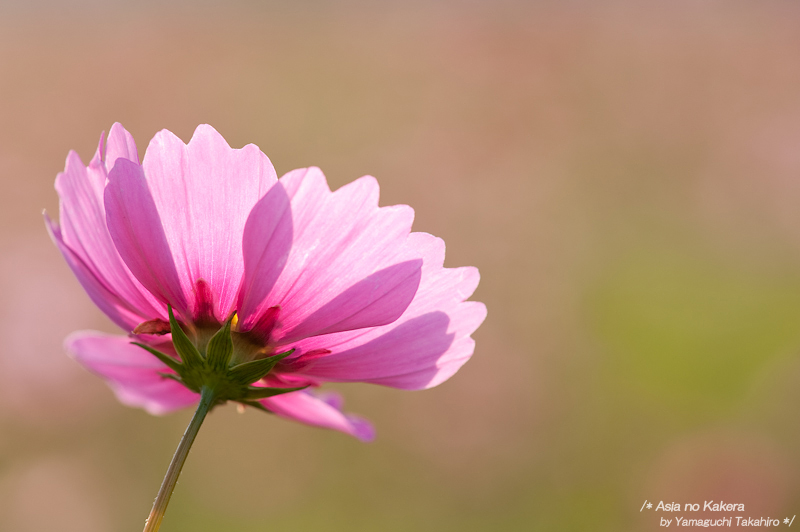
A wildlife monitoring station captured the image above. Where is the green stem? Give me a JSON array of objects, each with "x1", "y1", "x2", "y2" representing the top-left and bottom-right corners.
[{"x1": 143, "y1": 386, "x2": 216, "y2": 532}]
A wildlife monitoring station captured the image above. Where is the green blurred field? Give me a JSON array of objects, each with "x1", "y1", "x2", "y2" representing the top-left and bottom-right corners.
[{"x1": 2, "y1": 1, "x2": 800, "y2": 530}]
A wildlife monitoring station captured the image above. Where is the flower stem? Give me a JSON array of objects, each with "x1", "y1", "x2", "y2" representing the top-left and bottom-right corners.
[{"x1": 143, "y1": 386, "x2": 217, "y2": 532}]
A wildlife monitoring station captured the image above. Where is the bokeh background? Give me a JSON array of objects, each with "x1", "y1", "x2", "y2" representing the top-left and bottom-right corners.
[{"x1": 2, "y1": 0, "x2": 800, "y2": 530}]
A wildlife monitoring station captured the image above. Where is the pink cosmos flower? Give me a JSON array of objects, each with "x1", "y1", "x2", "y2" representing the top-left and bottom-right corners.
[{"x1": 46, "y1": 124, "x2": 486, "y2": 441}]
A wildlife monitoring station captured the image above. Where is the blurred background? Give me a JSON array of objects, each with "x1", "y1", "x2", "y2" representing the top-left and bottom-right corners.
[{"x1": 2, "y1": 0, "x2": 800, "y2": 530}]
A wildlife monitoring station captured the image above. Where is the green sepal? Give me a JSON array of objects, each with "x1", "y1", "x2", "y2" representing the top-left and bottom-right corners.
[
  {"x1": 237, "y1": 400, "x2": 274, "y2": 413},
  {"x1": 206, "y1": 314, "x2": 235, "y2": 371},
  {"x1": 132, "y1": 342, "x2": 183, "y2": 373},
  {"x1": 241, "y1": 385, "x2": 307, "y2": 400},
  {"x1": 131, "y1": 308, "x2": 307, "y2": 405},
  {"x1": 168, "y1": 305, "x2": 203, "y2": 367},
  {"x1": 227, "y1": 349, "x2": 295, "y2": 385}
]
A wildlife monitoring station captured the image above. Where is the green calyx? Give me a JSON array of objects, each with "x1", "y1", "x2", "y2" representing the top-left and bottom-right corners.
[{"x1": 132, "y1": 306, "x2": 302, "y2": 407}]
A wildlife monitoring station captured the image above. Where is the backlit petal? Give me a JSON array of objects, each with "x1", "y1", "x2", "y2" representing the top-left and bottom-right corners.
[
  {"x1": 66, "y1": 331, "x2": 199, "y2": 415},
  {"x1": 285, "y1": 233, "x2": 486, "y2": 390},
  {"x1": 49, "y1": 126, "x2": 164, "y2": 330},
  {"x1": 261, "y1": 389, "x2": 375, "y2": 441},
  {"x1": 106, "y1": 125, "x2": 277, "y2": 320},
  {"x1": 241, "y1": 168, "x2": 420, "y2": 342}
]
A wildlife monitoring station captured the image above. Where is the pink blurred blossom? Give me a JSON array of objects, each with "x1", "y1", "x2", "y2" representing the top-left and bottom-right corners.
[{"x1": 45, "y1": 124, "x2": 485, "y2": 440}]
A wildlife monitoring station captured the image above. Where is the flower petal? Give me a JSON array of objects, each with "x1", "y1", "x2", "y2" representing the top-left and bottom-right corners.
[
  {"x1": 260, "y1": 389, "x2": 375, "y2": 441},
  {"x1": 105, "y1": 125, "x2": 278, "y2": 320},
  {"x1": 104, "y1": 159, "x2": 188, "y2": 315},
  {"x1": 48, "y1": 126, "x2": 164, "y2": 330},
  {"x1": 237, "y1": 182, "x2": 293, "y2": 328},
  {"x1": 241, "y1": 168, "x2": 420, "y2": 343},
  {"x1": 65, "y1": 331, "x2": 198, "y2": 415},
  {"x1": 46, "y1": 218, "x2": 154, "y2": 330},
  {"x1": 285, "y1": 233, "x2": 486, "y2": 390},
  {"x1": 103, "y1": 122, "x2": 139, "y2": 168}
]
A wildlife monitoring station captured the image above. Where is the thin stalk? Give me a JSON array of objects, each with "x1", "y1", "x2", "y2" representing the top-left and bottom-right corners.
[{"x1": 143, "y1": 386, "x2": 216, "y2": 532}]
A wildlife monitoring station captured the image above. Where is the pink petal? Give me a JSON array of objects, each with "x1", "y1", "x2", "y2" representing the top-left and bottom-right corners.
[
  {"x1": 65, "y1": 331, "x2": 199, "y2": 415},
  {"x1": 46, "y1": 218, "x2": 154, "y2": 330},
  {"x1": 105, "y1": 125, "x2": 277, "y2": 321},
  {"x1": 284, "y1": 233, "x2": 487, "y2": 390},
  {"x1": 103, "y1": 122, "x2": 139, "y2": 168},
  {"x1": 237, "y1": 182, "x2": 293, "y2": 328},
  {"x1": 104, "y1": 159, "x2": 188, "y2": 316},
  {"x1": 261, "y1": 389, "x2": 375, "y2": 442},
  {"x1": 240, "y1": 168, "x2": 421, "y2": 343},
  {"x1": 48, "y1": 126, "x2": 164, "y2": 331}
]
